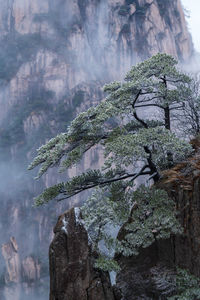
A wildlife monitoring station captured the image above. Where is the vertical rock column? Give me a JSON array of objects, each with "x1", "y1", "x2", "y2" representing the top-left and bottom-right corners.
[
  {"x1": 49, "y1": 207, "x2": 115, "y2": 300},
  {"x1": 1, "y1": 237, "x2": 21, "y2": 300},
  {"x1": 1, "y1": 237, "x2": 42, "y2": 300},
  {"x1": 2, "y1": 237, "x2": 21, "y2": 284}
]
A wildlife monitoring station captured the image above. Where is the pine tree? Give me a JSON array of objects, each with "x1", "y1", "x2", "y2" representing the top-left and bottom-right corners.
[{"x1": 29, "y1": 53, "x2": 194, "y2": 269}]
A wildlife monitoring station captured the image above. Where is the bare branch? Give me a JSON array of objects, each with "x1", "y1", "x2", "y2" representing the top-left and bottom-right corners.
[{"x1": 135, "y1": 103, "x2": 164, "y2": 109}]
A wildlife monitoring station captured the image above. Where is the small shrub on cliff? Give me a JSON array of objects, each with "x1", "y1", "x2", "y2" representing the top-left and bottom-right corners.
[{"x1": 29, "y1": 53, "x2": 195, "y2": 269}]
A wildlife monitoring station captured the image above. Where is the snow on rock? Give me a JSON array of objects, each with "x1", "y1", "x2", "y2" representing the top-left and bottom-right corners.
[
  {"x1": 74, "y1": 207, "x2": 82, "y2": 226},
  {"x1": 61, "y1": 216, "x2": 68, "y2": 234}
]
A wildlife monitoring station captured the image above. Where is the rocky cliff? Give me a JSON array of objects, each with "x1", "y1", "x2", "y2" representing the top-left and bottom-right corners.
[
  {"x1": 50, "y1": 144, "x2": 200, "y2": 300},
  {"x1": 0, "y1": 0, "x2": 193, "y2": 299},
  {"x1": 1, "y1": 237, "x2": 46, "y2": 300},
  {"x1": 49, "y1": 208, "x2": 115, "y2": 300}
]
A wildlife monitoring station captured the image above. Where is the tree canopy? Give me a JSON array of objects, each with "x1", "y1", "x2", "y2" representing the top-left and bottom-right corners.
[
  {"x1": 28, "y1": 53, "x2": 193, "y2": 204},
  {"x1": 29, "y1": 53, "x2": 198, "y2": 269}
]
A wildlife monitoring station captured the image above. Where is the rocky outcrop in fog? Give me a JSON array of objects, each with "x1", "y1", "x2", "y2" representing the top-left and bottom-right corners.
[
  {"x1": 0, "y1": 0, "x2": 194, "y2": 298},
  {"x1": 49, "y1": 208, "x2": 115, "y2": 300},
  {"x1": 2, "y1": 237, "x2": 21, "y2": 284},
  {"x1": 0, "y1": 237, "x2": 46, "y2": 300}
]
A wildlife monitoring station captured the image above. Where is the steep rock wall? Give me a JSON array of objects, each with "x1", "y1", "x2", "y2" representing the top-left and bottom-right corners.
[
  {"x1": 160, "y1": 144, "x2": 200, "y2": 277},
  {"x1": 0, "y1": 0, "x2": 193, "y2": 298}
]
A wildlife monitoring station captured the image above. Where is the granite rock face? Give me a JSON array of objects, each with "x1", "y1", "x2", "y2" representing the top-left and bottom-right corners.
[
  {"x1": 49, "y1": 207, "x2": 115, "y2": 300},
  {"x1": 1, "y1": 237, "x2": 21, "y2": 284},
  {"x1": 0, "y1": 237, "x2": 44, "y2": 300}
]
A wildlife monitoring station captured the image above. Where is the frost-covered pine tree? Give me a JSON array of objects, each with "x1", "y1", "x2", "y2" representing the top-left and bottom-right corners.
[{"x1": 29, "y1": 53, "x2": 194, "y2": 270}]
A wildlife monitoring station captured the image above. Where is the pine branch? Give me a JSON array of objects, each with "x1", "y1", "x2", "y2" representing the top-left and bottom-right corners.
[{"x1": 57, "y1": 166, "x2": 151, "y2": 202}]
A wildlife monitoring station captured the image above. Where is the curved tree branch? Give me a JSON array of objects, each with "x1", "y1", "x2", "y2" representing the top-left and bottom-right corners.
[{"x1": 57, "y1": 165, "x2": 151, "y2": 202}]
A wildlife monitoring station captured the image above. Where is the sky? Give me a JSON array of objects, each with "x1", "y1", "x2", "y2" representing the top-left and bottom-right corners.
[{"x1": 181, "y1": 0, "x2": 200, "y2": 52}]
